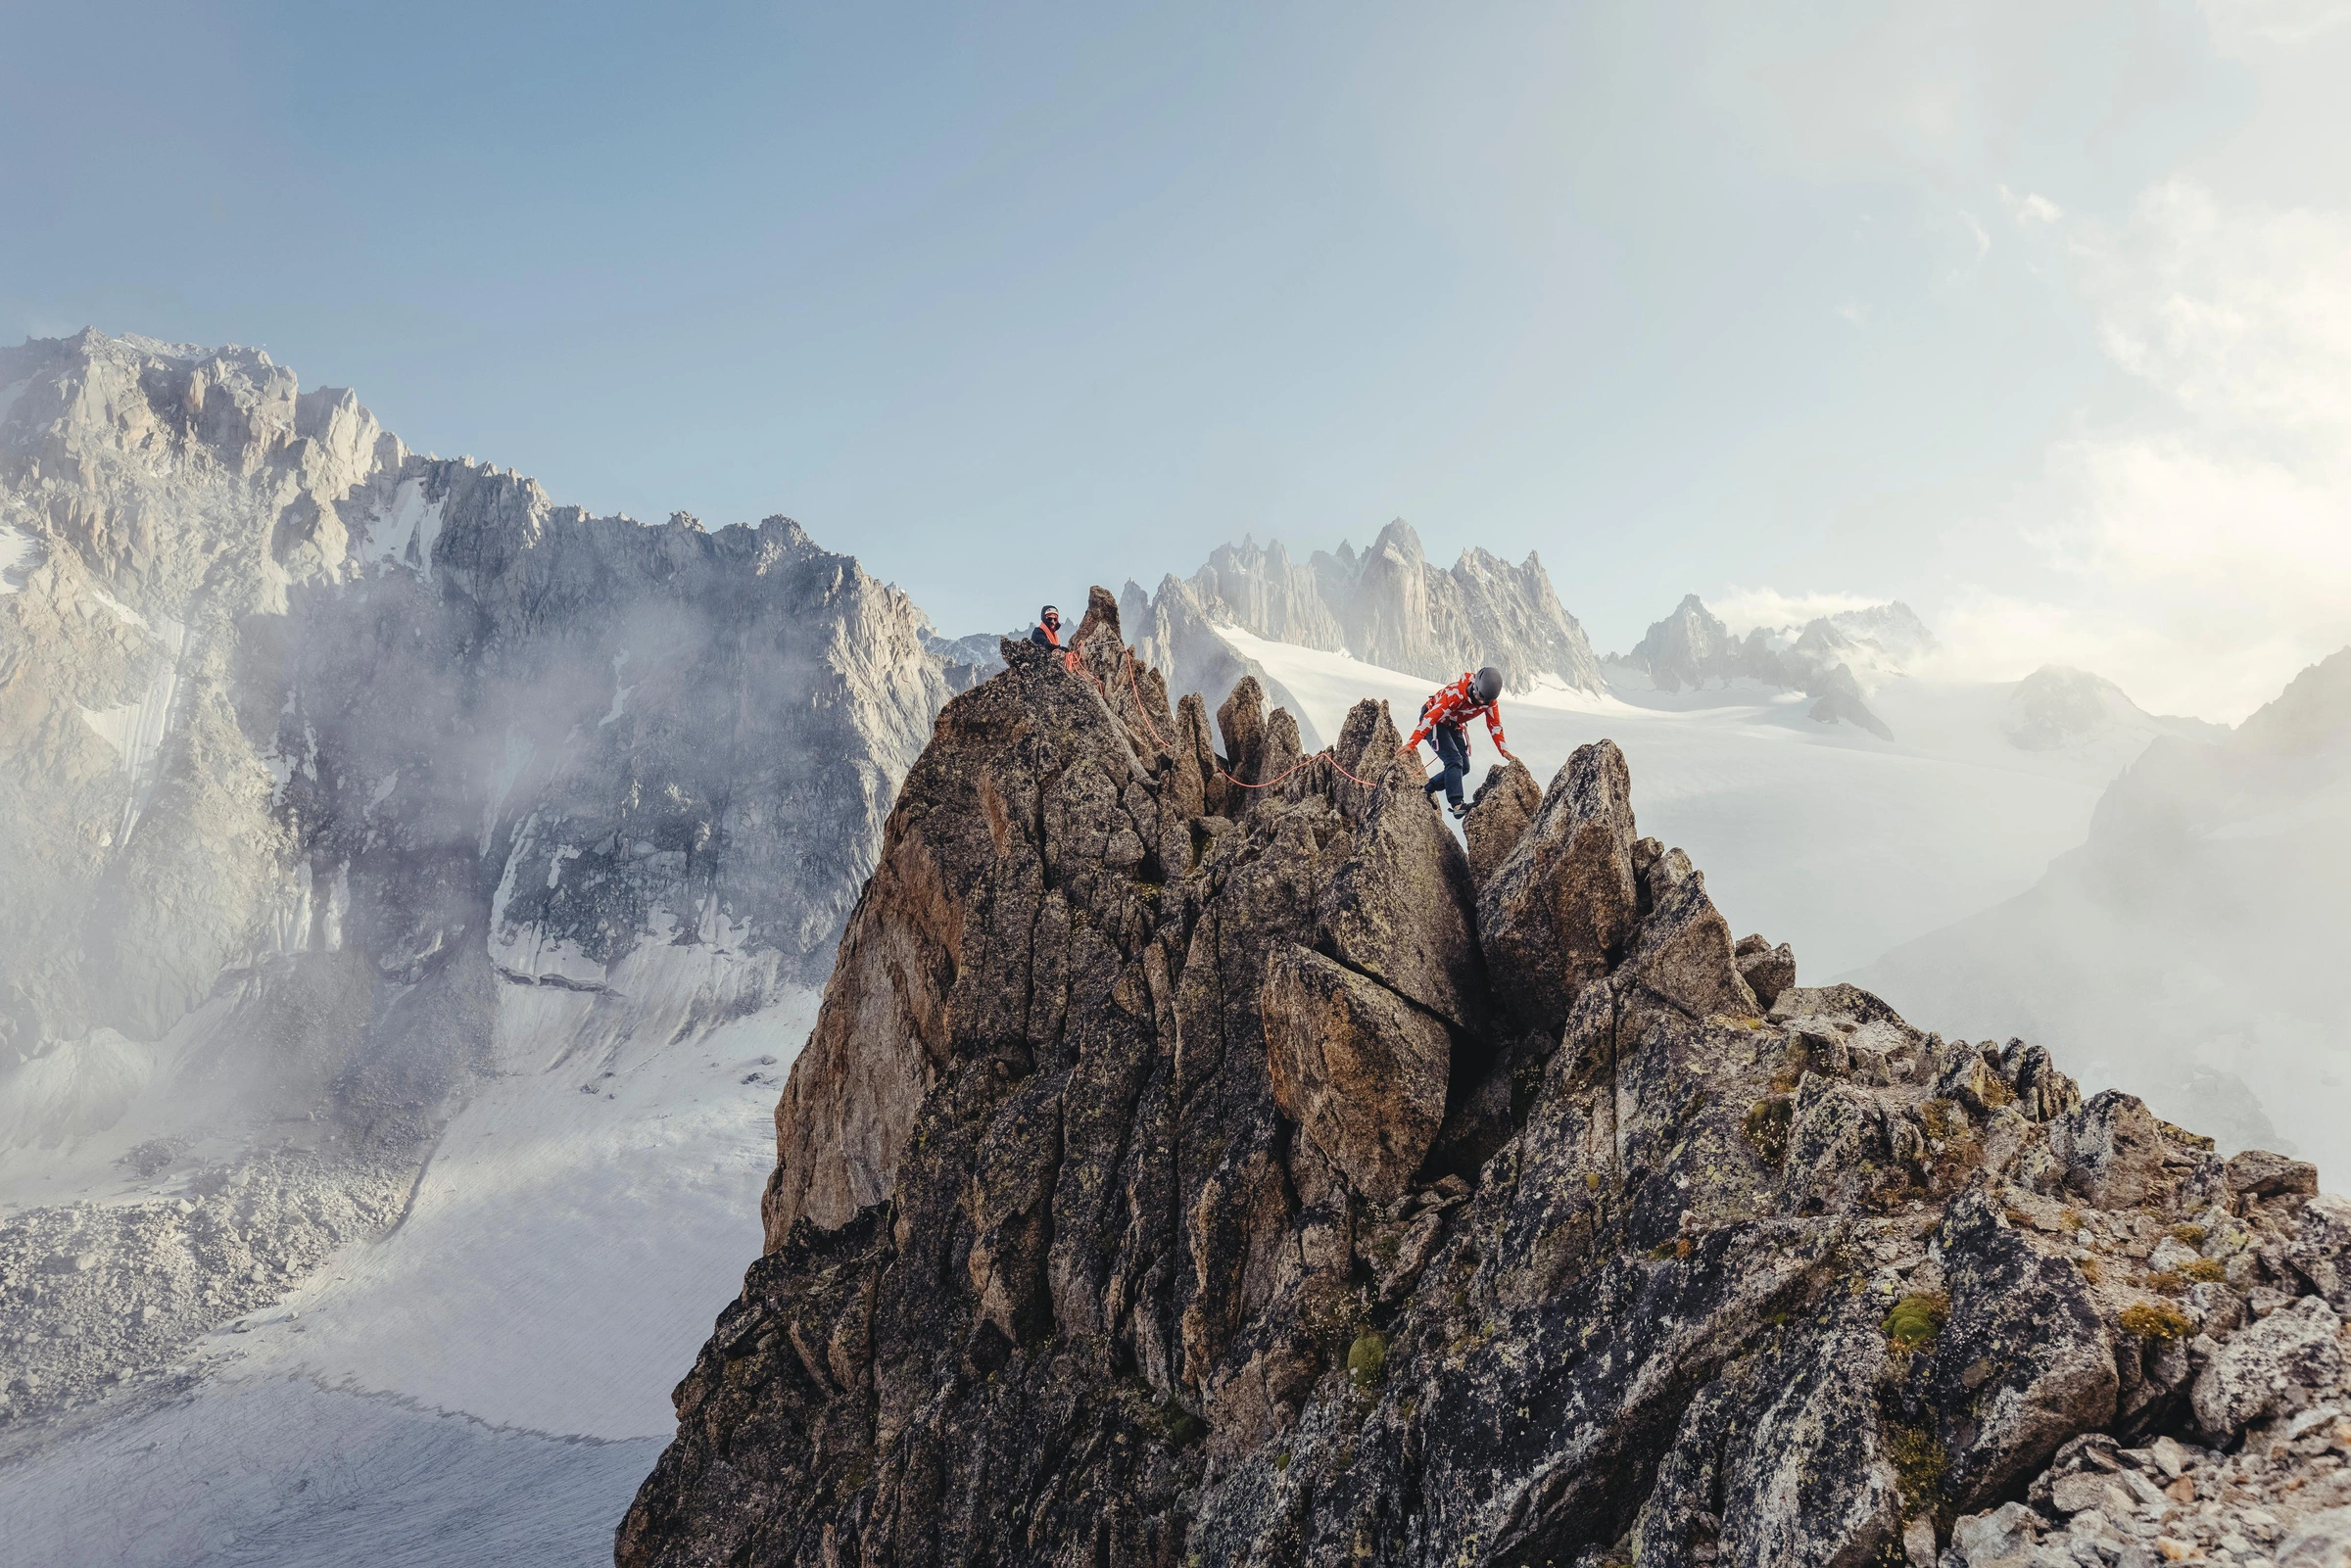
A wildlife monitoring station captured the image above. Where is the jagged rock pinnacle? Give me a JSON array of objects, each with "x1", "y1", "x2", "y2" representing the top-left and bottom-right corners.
[{"x1": 620, "y1": 595, "x2": 2351, "y2": 1568}]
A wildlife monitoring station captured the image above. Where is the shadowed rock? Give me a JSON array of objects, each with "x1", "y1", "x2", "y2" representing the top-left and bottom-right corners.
[
  {"x1": 1475, "y1": 739, "x2": 1640, "y2": 1035},
  {"x1": 1463, "y1": 758, "x2": 1541, "y2": 888},
  {"x1": 1216, "y1": 675, "x2": 1267, "y2": 786},
  {"x1": 1263, "y1": 944, "x2": 1451, "y2": 1203}
]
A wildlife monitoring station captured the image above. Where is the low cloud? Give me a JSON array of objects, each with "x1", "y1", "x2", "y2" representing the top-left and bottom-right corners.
[
  {"x1": 1987, "y1": 179, "x2": 2351, "y2": 720},
  {"x1": 1710, "y1": 587, "x2": 1895, "y2": 637},
  {"x1": 1998, "y1": 184, "x2": 2063, "y2": 225},
  {"x1": 2197, "y1": 0, "x2": 2351, "y2": 48}
]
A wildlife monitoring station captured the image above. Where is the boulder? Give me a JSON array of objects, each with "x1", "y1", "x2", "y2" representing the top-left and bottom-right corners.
[
  {"x1": 1934, "y1": 1190, "x2": 2121, "y2": 1508},
  {"x1": 2191, "y1": 1295, "x2": 2345, "y2": 1442},
  {"x1": 1324, "y1": 696, "x2": 1404, "y2": 823},
  {"x1": 2047, "y1": 1470, "x2": 2129, "y2": 1515},
  {"x1": 2048, "y1": 1091, "x2": 2170, "y2": 1210},
  {"x1": 1732, "y1": 932, "x2": 1797, "y2": 1010},
  {"x1": 1614, "y1": 847, "x2": 1758, "y2": 1022},
  {"x1": 1176, "y1": 690, "x2": 1227, "y2": 817},
  {"x1": 1261, "y1": 943, "x2": 1451, "y2": 1203},
  {"x1": 1949, "y1": 1502, "x2": 2042, "y2": 1567},
  {"x1": 1259, "y1": 706, "x2": 1304, "y2": 797},
  {"x1": 2291, "y1": 1193, "x2": 2351, "y2": 1311},
  {"x1": 2226, "y1": 1148, "x2": 2319, "y2": 1204},
  {"x1": 1217, "y1": 675, "x2": 1268, "y2": 784}
]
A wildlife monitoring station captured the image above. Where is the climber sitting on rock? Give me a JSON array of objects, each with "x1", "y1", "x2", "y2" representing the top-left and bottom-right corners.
[
  {"x1": 1029, "y1": 603, "x2": 1080, "y2": 671},
  {"x1": 1405, "y1": 665, "x2": 1514, "y2": 819}
]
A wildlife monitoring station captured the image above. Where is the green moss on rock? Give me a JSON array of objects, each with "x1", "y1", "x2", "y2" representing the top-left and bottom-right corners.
[{"x1": 1884, "y1": 1292, "x2": 1949, "y2": 1349}]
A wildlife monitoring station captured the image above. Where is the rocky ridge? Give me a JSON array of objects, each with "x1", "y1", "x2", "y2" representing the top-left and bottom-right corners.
[
  {"x1": 1161, "y1": 522, "x2": 1608, "y2": 696},
  {"x1": 0, "y1": 330, "x2": 965, "y2": 1424},
  {"x1": 1122, "y1": 573, "x2": 1327, "y2": 754},
  {"x1": 620, "y1": 589, "x2": 2351, "y2": 1567}
]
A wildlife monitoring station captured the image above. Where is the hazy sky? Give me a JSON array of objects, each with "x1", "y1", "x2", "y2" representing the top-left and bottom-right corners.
[{"x1": 7, "y1": 1, "x2": 2349, "y2": 718}]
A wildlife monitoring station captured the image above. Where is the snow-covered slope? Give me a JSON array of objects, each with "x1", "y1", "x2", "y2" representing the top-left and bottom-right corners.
[{"x1": 0, "y1": 981, "x2": 813, "y2": 1564}]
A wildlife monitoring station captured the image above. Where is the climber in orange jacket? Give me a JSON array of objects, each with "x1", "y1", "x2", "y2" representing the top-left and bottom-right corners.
[
  {"x1": 1406, "y1": 666, "x2": 1513, "y2": 819},
  {"x1": 1030, "y1": 603, "x2": 1080, "y2": 671}
]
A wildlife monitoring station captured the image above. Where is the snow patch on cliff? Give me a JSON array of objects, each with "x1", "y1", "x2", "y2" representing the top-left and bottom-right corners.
[
  {"x1": 76, "y1": 617, "x2": 187, "y2": 843},
  {"x1": 239, "y1": 976, "x2": 817, "y2": 1436},
  {"x1": 0, "y1": 1376, "x2": 662, "y2": 1568},
  {"x1": 360, "y1": 477, "x2": 444, "y2": 577},
  {"x1": 0, "y1": 524, "x2": 36, "y2": 591}
]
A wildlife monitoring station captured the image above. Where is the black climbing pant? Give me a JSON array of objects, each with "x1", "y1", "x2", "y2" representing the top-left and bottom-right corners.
[{"x1": 1423, "y1": 723, "x2": 1470, "y2": 808}]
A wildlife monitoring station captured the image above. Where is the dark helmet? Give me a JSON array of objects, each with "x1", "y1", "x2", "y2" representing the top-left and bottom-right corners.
[
  {"x1": 1040, "y1": 604, "x2": 1061, "y2": 626},
  {"x1": 1472, "y1": 666, "x2": 1504, "y2": 703}
]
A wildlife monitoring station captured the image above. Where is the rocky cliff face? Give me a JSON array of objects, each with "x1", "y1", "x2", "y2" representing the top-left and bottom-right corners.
[
  {"x1": 620, "y1": 592, "x2": 2350, "y2": 1567},
  {"x1": 0, "y1": 331, "x2": 961, "y2": 1423},
  {"x1": 1174, "y1": 522, "x2": 1607, "y2": 696}
]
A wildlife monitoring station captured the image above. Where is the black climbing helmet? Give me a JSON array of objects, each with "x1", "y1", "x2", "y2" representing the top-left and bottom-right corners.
[
  {"x1": 1041, "y1": 604, "x2": 1061, "y2": 626},
  {"x1": 1472, "y1": 666, "x2": 1503, "y2": 703}
]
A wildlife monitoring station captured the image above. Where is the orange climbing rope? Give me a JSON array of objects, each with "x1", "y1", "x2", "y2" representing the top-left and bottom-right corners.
[{"x1": 1075, "y1": 640, "x2": 1403, "y2": 793}]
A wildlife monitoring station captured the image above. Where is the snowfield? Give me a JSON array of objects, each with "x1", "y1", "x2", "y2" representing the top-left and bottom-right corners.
[{"x1": 0, "y1": 981, "x2": 818, "y2": 1565}]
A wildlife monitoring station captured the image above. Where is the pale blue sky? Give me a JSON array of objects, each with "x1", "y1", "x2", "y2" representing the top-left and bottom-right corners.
[{"x1": 8, "y1": 2, "x2": 2349, "y2": 715}]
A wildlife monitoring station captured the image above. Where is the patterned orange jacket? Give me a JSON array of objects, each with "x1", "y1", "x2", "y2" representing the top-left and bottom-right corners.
[{"x1": 1407, "y1": 672, "x2": 1506, "y2": 752}]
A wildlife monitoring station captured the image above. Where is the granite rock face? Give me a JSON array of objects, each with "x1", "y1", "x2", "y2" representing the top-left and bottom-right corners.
[
  {"x1": 0, "y1": 331, "x2": 964, "y2": 1424},
  {"x1": 1462, "y1": 760, "x2": 1541, "y2": 889},
  {"x1": 621, "y1": 595, "x2": 2343, "y2": 1567}
]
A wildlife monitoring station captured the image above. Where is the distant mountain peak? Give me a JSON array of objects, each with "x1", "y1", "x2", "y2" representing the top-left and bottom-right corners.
[
  {"x1": 1176, "y1": 524, "x2": 1607, "y2": 697},
  {"x1": 1610, "y1": 592, "x2": 1932, "y2": 738}
]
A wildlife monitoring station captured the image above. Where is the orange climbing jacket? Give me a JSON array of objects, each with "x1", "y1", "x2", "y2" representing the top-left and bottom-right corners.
[
  {"x1": 1030, "y1": 605, "x2": 1080, "y2": 671},
  {"x1": 1407, "y1": 668, "x2": 1507, "y2": 754}
]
